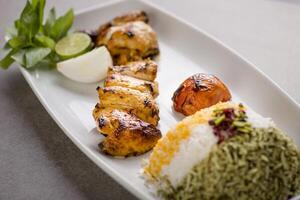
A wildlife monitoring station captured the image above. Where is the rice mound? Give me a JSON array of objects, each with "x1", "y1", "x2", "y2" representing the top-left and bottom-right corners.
[{"x1": 160, "y1": 127, "x2": 300, "y2": 200}]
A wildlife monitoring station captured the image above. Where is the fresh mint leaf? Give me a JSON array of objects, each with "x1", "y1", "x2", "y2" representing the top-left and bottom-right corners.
[
  {"x1": 0, "y1": 49, "x2": 17, "y2": 69},
  {"x1": 30, "y1": 0, "x2": 39, "y2": 9},
  {"x1": 50, "y1": 9, "x2": 74, "y2": 41},
  {"x1": 25, "y1": 47, "x2": 51, "y2": 68},
  {"x1": 3, "y1": 42, "x2": 11, "y2": 50},
  {"x1": 37, "y1": 0, "x2": 45, "y2": 27},
  {"x1": 19, "y1": 0, "x2": 43, "y2": 41},
  {"x1": 16, "y1": 6, "x2": 30, "y2": 38},
  {"x1": 35, "y1": 35, "x2": 55, "y2": 50},
  {"x1": 4, "y1": 26, "x2": 18, "y2": 42},
  {"x1": 44, "y1": 7, "x2": 56, "y2": 35},
  {"x1": 11, "y1": 50, "x2": 26, "y2": 66},
  {"x1": 19, "y1": 2, "x2": 38, "y2": 37},
  {"x1": 8, "y1": 36, "x2": 28, "y2": 49},
  {"x1": 20, "y1": 1, "x2": 32, "y2": 21}
]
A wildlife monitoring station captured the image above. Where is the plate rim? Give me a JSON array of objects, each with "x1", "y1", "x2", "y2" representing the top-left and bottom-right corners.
[{"x1": 19, "y1": 0, "x2": 300, "y2": 199}]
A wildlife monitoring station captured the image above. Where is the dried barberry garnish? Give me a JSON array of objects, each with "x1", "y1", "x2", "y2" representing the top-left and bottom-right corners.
[{"x1": 208, "y1": 105, "x2": 252, "y2": 143}]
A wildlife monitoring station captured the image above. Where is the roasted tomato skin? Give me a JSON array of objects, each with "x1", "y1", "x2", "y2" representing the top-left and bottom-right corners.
[{"x1": 172, "y1": 73, "x2": 231, "y2": 116}]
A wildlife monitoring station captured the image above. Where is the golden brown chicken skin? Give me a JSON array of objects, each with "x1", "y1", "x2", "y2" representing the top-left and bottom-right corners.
[
  {"x1": 107, "y1": 60, "x2": 158, "y2": 82},
  {"x1": 105, "y1": 73, "x2": 159, "y2": 98},
  {"x1": 93, "y1": 104, "x2": 114, "y2": 136},
  {"x1": 97, "y1": 10, "x2": 149, "y2": 41},
  {"x1": 97, "y1": 86, "x2": 159, "y2": 126},
  {"x1": 93, "y1": 106, "x2": 161, "y2": 157},
  {"x1": 172, "y1": 73, "x2": 231, "y2": 116},
  {"x1": 111, "y1": 10, "x2": 149, "y2": 25},
  {"x1": 96, "y1": 11, "x2": 159, "y2": 65}
]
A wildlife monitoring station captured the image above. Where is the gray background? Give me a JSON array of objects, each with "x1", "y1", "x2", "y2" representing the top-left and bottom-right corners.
[{"x1": 1, "y1": 0, "x2": 300, "y2": 199}]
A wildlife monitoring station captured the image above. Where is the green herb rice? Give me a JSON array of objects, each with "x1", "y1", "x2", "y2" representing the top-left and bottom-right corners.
[{"x1": 160, "y1": 127, "x2": 300, "y2": 200}]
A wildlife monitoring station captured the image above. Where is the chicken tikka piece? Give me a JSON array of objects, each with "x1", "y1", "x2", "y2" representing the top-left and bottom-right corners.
[
  {"x1": 93, "y1": 105, "x2": 161, "y2": 157},
  {"x1": 96, "y1": 10, "x2": 159, "y2": 65}
]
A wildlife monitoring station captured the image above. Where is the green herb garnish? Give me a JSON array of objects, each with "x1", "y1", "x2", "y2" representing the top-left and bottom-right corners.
[{"x1": 0, "y1": 0, "x2": 74, "y2": 69}]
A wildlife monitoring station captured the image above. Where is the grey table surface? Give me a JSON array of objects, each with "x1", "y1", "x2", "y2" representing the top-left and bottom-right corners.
[{"x1": 0, "y1": 0, "x2": 300, "y2": 199}]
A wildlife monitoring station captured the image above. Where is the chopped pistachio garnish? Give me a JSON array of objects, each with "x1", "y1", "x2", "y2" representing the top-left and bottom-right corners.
[
  {"x1": 213, "y1": 114, "x2": 225, "y2": 126},
  {"x1": 208, "y1": 105, "x2": 252, "y2": 143}
]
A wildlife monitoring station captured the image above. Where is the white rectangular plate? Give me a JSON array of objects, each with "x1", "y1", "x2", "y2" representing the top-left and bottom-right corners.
[{"x1": 20, "y1": 0, "x2": 300, "y2": 199}]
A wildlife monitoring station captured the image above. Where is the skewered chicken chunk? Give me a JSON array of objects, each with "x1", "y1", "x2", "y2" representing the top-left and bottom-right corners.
[
  {"x1": 93, "y1": 104, "x2": 114, "y2": 136},
  {"x1": 105, "y1": 73, "x2": 159, "y2": 97},
  {"x1": 93, "y1": 11, "x2": 160, "y2": 157},
  {"x1": 110, "y1": 10, "x2": 149, "y2": 25},
  {"x1": 97, "y1": 10, "x2": 149, "y2": 39},
  {"x1": 93, "y1": 60, "x2": 160, "y2": 157},
  {"x1": 97, "y1": 86, "x2": 159, "y2": 126},
  {"x1": 108, "y1": 60, "x2": 158, "y2": 82},
  {"x1": 93, "y1": 105, "x2": 161, "y2": 157},
  {"x1": 96, "y1": 11, "x2": 159, "y2": 65}
]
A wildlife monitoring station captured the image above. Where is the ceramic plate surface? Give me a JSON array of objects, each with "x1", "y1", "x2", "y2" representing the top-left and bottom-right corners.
[{"x1": 19, "y1": 0, "x2": 300, "y2": 199}]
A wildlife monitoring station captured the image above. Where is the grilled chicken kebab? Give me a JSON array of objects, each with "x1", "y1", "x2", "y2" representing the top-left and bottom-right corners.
[
  {"x1": 108, "y1": 59, "x2": 158, "y2": 82},
  {"x1": 93, "y1": 60, "x2": 161, "y2": 157},
  {"x1": 93, "y1": 105, "x2": 161, "y2": 157},
  {"x1": 96, "y1": 10, "x2": 159, "y2": 65},
  {"x1": 97, "y1": 85, "x2": 159, "y2": 126},
  {"x1": 93, "y1": 11, "x2": 161, "y2": 157}
]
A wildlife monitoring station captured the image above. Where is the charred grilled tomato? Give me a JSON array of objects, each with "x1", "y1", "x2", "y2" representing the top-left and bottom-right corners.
[{"x1": 172, "y1": 73, "x2": 231, "y2": 116}]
